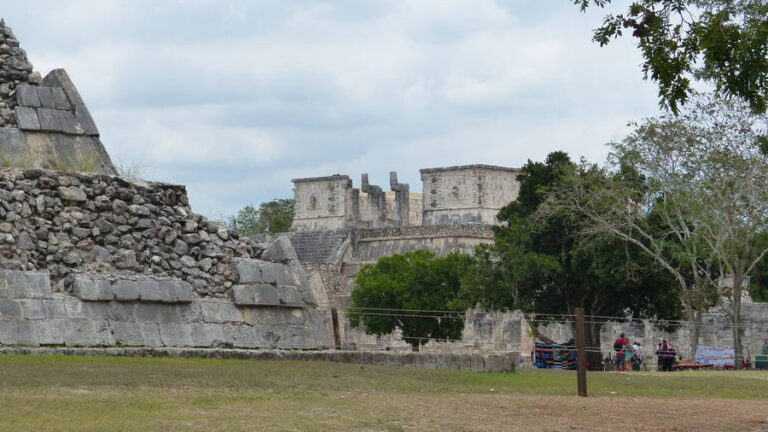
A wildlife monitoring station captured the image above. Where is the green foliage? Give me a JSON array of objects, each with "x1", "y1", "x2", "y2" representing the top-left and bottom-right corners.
[
  {"x1": 575, "y1": 0, "x2": 768, "y2": 114},
  {"x1": 349, "y1": 250, "x2": 472, "y2": 347},
  {"x1": 747, "y1": 233, "x2": 768, "y2": 302},
  {"x1": 226, "y1": 199, "x2": 295, "y2": 235},
  {"x1": 460, "y1": 152, "x2": 683, "y2": 362}
]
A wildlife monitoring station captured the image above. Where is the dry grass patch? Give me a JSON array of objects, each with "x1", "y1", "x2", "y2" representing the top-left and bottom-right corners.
[{"x1": 0, "y1": 355, "x2": 765, "y2": 432}]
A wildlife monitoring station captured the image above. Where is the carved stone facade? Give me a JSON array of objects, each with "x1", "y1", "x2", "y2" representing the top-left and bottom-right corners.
[
  {"x1": 284, "y1": 165, "x2": 520, "y2": 350},
  {"x1": 291, "y1": 165, "x2": 519, "y2": 232}
]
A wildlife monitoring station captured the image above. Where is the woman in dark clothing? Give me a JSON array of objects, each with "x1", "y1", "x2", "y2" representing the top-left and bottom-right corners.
[{"x1": 658, "y1": 340, "x2": 676, "y2": 371}]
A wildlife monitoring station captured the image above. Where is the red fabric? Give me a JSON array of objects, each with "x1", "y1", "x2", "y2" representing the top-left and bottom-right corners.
[{"x1": 614, "y1": 337, "x2": 629, "y2": 357}]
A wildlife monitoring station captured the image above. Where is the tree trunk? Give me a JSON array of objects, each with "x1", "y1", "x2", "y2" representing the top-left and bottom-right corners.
[
  {"x1": 732, "y1": 274, "x2": 744, "y2": 370},
  {"x1": 689, "y1": 308, "x2": 701, "y2": 359},
  {"x1": 585, "y1": 320, "x2": 604, "y2": 371}
]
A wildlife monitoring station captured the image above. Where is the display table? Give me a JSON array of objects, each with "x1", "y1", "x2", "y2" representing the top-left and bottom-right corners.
[{"x1": 671, "y1": 363, "x2": 714, "y2": 371}]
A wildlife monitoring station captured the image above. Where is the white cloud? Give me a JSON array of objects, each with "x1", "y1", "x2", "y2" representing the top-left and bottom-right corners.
[{"x1": 3, "y1": 0, "x2": 664, "y2": 215}]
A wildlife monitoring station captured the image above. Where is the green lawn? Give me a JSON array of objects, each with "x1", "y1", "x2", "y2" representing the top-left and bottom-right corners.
[{"x1": 0, "y1": 355, "x2": 766, "y2": 432}]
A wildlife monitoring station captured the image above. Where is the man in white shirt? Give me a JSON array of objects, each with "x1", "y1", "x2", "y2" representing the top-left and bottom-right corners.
[{"x1": 632, "y1": 342, "x2": 644, "y2": 371}]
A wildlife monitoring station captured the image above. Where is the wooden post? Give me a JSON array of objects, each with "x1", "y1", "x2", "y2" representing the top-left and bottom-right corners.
[
  {"x1": 331, "y1": 308, "x2": 341, "y2": 350},
  {"x1": 575, "y1": 307, "x2": 588, "y2": 397}
]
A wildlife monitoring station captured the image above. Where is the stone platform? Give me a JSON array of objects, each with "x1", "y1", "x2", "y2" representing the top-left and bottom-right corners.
[{"x1": 0, "y1": 346, "x2": 519, "y2": 373}]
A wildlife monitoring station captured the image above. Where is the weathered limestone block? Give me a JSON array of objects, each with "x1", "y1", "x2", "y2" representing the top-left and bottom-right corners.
[
  {"x1": 36, "y1": 86, "x2": 56, "y2": 108},
  {"x1": 190, "y1": 323, "x2": 229, "y2": 347},
  {"x1": 230, "y1": 285, "x2": 255, "y2": 306},
  {"x1": 158, "y1": 323, "x2": 193, "y2": 347},
  {"x1": 0, "y1": 270, "x2": 51, "y2": 299},
  {"x1": 113, "y1": 280, "x2": 139, "y2": 302},
  {"x1": 277, "y1": 285, "x2": 302, "y2": 305},
  {"x1": 41, "y1": 298, "x2": 69, "y2": 319},
  {"x1": 138, "y1": 279, "x2": 165, "y2": 302},
  {"x1": 242, "y1": 308, "x2": 286, "y2": 326},
  {"x1": 260, "y1": 235, "x2": 299, "y2": 264},
  {"x1": 110, "y1": 322, "x2": 144, "y2": 346},
  {"x1": 18, "y1": 299, "x2": 45, "y2": 319},
  {"x1": 14, "y1": 106, "x2": 39, "y2": 129},
  {"x1": 72, "y1": 276, "x2": 99, "y2": 301},
  {"x1": 253, "y1": 284, "x2": 279, "y2": 306},
  {"x1": 201, "y1": 301, "x2": 243, "y2": 323},
  {"x1": 284, "y1": 308, "x2": 306, "y2": 326},
  {"x1": 288, "y1": 328, "x2": 316, "y2": 350},
  {"x1": 95, "y1": 279, "x2": 114, "y2": 301},
  {"x1": 171, "y1": 280, "x2": 193, "y2": 303},
  {"x1": 0, "y1": 299, "x2": 22, "y2": 317}
]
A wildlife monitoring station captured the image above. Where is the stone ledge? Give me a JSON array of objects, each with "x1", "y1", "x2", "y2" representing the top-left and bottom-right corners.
[
  {"x1": 72, "y1": 275, "x2": 193, "y2": 304},
  {"x1": 0, "y1": 347, "x2": 518, "y2": 373}
]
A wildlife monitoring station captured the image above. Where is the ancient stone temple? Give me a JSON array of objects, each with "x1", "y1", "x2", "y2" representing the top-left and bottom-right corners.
[
  {"x1": 0, "y1": 20, "x2": 329, "y2": 350},
  {"x1": 280, "y1": 165, "x2": 520, "y2": 349}
]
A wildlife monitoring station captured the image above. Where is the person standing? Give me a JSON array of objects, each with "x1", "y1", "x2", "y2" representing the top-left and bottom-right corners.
[
  {"x1": 632, "y1": 341, "x2": 643, "y2": 371},
  {"x1": 623, "y1": 341, "x2": 635, "y2": 371},
  {"x1": 658, "y1": 340, "x2": 676, "y2": 372},
  {"x1": 613, "y1": 333, "x2": 630, "y2": 371}
]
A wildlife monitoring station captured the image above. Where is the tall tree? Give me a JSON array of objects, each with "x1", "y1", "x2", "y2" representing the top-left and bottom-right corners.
[
  {"x1": 575, "y1": 0, "x2": 768, "y2": 114},
  {"x1": 547, "y1": 95, "x2": 768, "y2": 367},
  {"x1": 226, "y1": 199, "x2": 295, "y2": 235},
  {"x1": 349, "y1": 251, "x2": 471, "y2": 350},
  {"x1": 461, "y1": 152, "x2": 683, "y2": 368}
]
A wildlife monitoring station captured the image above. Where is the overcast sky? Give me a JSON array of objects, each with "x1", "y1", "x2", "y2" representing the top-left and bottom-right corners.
[{"x1": 4, "y1": 1, "x2": 664, "y2": 216}]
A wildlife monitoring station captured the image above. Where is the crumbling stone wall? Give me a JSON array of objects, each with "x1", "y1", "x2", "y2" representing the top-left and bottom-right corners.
[
  {"x1": 0, "y1": 168, "x2": 331, "y2": 349},
  {"x1": 350, "y1": 225, "x2": 494, "y2": 262},
  {"x1": 0, "y1": 20, "x2": 115, "y2": 174},
  {"x1": 0, "y1": 19, "x2": 37, "y2": 128},
  {"x1": 0, "y1": 167, "x2": 259, "y2": 296}
]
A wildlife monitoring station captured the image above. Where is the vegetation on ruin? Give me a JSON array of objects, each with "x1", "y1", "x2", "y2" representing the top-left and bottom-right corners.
[
  {"x1": 225, "y1": 198, "x2": 295, "y2": 235},
  {"x1": 0, "y1": 355, "x2": 766, "y2": 432},
  {"x1": 349, "y1": 250, "x2": 472, "y2": 348},
  {"x1": 48, "y1": 149, "x2": 102, "y2": 173},
  {"x1": 115, "y1": 159, "x2": 146, "y2": 180},
  {"x1": 575, "y1": 0, "x2": 768, "y2": 114},
  {"x1": 0, "y1": 149, "x2": 33, "y2": 169}
]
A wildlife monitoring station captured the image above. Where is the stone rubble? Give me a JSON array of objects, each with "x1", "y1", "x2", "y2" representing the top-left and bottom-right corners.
[
  {"x1": 0, "y1": 19, "x2": 36, "y2": 128},
  {"x1": 0, "y1": 167, "x2": 260, "y2": 297}
]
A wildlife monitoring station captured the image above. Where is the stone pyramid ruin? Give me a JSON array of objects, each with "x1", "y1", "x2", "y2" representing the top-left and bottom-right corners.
[
  {"x1": 0, "y1": 19, "x2": 330, "y2": 350},
  {"x1": 0, "y1": 19, "x2": 115, "y2": 174}
]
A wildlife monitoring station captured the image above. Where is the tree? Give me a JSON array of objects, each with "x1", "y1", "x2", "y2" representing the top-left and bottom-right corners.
[
  {"x1": 460, "y1": 152, "x2": 683, "y2": 368},
  {"x1": 575, "y1": 0, "x2": 768, "y2": 114},
  {"x1": 226, "y1": 199, "x2": 294, "y2": 235},
  {"x1": 547, "y1": 95, "x2": 768, "y2": 367},
  {"x1": 349, "y1": 251, "x2": 472, "y2": 350}
]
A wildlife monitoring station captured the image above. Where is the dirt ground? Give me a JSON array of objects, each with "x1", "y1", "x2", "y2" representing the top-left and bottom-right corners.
[
  {"x1": 2, "y1": 356, "x2": 766, "y2": 432},
  {"x1": 363, "y1": 393, "x2": 768, "y2": 432}
]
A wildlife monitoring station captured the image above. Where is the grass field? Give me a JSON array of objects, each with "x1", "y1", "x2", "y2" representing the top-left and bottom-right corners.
[{"x1": 0, "y1": 355, "x2": 766, "y2": 432}]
